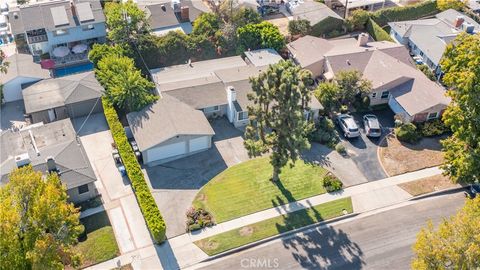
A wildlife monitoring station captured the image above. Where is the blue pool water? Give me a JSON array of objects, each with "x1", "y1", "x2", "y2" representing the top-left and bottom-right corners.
[{"x1": 53, "y1": 62, "x2": 94, "y2": 77}]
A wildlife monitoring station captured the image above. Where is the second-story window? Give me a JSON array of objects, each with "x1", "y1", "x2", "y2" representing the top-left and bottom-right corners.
[{"x1": 82, "y1": 24, "x2": 95, "y2": 31}]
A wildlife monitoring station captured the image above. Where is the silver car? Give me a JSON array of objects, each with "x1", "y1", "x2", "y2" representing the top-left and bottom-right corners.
[
  {"x1": 337, "y1": 114, "x2": 360, "y2": 138},
  {"x1": 363, "y1": 114, "x2": 382, "y2": 137}
]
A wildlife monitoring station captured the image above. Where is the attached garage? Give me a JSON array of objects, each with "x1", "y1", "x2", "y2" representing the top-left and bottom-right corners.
[{"x1": 127, "y1": 95, "x2": 215, "y2": 167}]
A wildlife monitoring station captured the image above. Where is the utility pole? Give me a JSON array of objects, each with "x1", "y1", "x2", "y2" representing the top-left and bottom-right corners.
[{"x1": 344, "y1": 0, "x2": 349, "y2": 19}]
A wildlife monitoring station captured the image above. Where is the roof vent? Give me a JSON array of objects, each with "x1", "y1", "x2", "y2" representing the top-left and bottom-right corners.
[
  {"x1": 462, "y1": 22, "x2": 475, "y2": 34},
  {"x1": 15, "y1": 153, "x2": 31, "y2": 168},
  {"x1": 13, "y1": 12, "x2": 18, "y2": 19},
  {"x1": 346, "y1": 60, "x2": 351, "y2": 65},
  {"x1": 357, "y1": 32, "x2": 369, "y2": 47},
  {"x1": 161, "y1": 4, "x2": 166, "y2": 11}
]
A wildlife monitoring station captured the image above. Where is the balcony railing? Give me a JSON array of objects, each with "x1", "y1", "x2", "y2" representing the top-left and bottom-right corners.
[{"x1": 27, "y1": 35, "x2": 48, "y2": 44}]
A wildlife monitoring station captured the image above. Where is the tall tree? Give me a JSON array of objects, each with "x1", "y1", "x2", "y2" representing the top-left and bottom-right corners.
[
  {"x1": 244, "y1": 60, "x2": 314, "y2": 182},
  {"x1": 440, "y1": 33, "x2": 480, "y2": 184},
  {"x1": 412, "y1": 197, "x2": 480, "y2": 269},
  {"x1": 0, "y1": 166, "x2": 83, "y2": 270},
  {"x1": 192, "y1": 13, "x2": 221, "y2": 37},
  {"x1": 104, "y1": 0, "x2": 149, "y2": 44},
  {"x1": 237, "y1": 21, "x2": 285, "y2": 52},
  {"x1": 88, "y1": 43, "x2": 129, "y2": 68},
  {"x1": 96, "y1": 55, "x2": 157, "y2": 112}
]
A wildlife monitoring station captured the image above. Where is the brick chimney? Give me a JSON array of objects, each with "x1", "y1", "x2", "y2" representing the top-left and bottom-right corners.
[{"x1": 454, "y1": 16, "x2": 465, "y2": 28}]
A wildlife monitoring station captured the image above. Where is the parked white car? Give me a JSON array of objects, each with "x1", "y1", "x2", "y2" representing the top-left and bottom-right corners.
[
  {"x1": 337, "y1": 114, "x2": 360, "y2": 139},
  {"x1": 363, "y1": 114, "x2": 382, "y2": 137},
  {"x1": 0, "y1": 2, "x2": 8, "y2": 16},
  {"x1": 0, "y1": 15, "x2": 8, "y2": 36}
]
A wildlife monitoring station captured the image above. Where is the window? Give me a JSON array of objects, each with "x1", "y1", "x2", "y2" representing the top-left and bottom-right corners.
[
  {"x1": 54, "y1": 29, "x2": 69, "y2": 36},
  {"x1": 427, "y1": 112, "x2": 438, "y2": 120},
  {"x1": 78, "y1": 184, "x2": 89, "y2": 194},
  {"x1": 82, "y1": 24, "x2": 95, "y2": 31},
  {"x1": 203, "y1": 106, "x2": 219, "y2": 113},
  {"x1": 381, "y1": 91, "x2": 389, "y2": 99},
  {"x1": 304, "y1": 110, "x2": 311, "y2": 120},
  {"x1": 420, "y1": 51, "x2": 424, "y2": 57},
  {"x1": 237, "y1": 111, "x2": 248, "y2": 121},
  {"x1": 371, "y1": 92, "x2": 377, "y2": 98}
]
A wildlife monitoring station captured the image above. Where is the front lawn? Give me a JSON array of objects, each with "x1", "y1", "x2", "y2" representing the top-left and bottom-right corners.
[
  {"x1": 73, "y1": 212, "x2": 119, "y2": 268},
  {"x1": 192, "y1": 157, "x2": 330, "y2": 223},
  {"x1": 195, "y1": 197, "x2": 353, "y2": 256},
  {"x1": 379, "y1": 134, "x2": 444, "y2": 176}
]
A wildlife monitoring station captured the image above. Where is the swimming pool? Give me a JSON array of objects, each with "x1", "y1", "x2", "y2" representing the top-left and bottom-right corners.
[{"x1": 53, "y1": 62, "x2": 94, "y2": 77}]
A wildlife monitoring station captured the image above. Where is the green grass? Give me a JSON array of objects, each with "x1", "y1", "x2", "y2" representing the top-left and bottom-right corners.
[
  {"x1": 74, "y1": 212, "x2": 119, "y2": 268},
  {"x1": 195, "y1": 197, "x2": 353, "y2": 256},
  {"x1": 192, "y1": 157, "x2": 330, "y2": 223}
]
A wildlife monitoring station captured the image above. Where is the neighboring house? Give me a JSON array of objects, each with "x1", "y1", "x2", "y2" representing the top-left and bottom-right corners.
[
  {"x1": 9, "y1": 0, "x2": 106, "y2": 61},
  {"x1": 287, "y1": 35, "x2": 334, "y2": 78},
  {"x1": 389, "y1": 9, "x2": 480, "y2": 75},
  {"x1": 22, "y1": 71, "x2": 103, "y2": 124},
  {"x1": 286, "y1": 1, "x2": 344, "y2": 36},
  {"x1": 467, "y1": 0, "x2": 480, "y2": 13},
  {"x1": 287, "y1": 34, "x2": 450, "y2": 123},
  {"x1": 0, "y1": 119, "x2": 97, "y2": 203},
  {"x1": 324, "y1": 0, "x2": 386, "y2": 16},
  {"x1": 1, "y1": 53, "x2": 50, "y2": 102},
  {"x1": 129, "y1": 49, "x2": 322, "y2": 166},
  {"x1": 143, "y1": 0, "x2": 210, "y2": 36}
]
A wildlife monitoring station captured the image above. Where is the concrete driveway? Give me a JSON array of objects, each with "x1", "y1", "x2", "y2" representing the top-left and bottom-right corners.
[
  {"x1": 144, "y1": 117, "x2": 249, "y2": 237},
  {"x1": 338, "y1": 109, "x2": 395, "y2": 181},
  {"x1": 1, "y1": 101, "x2": 27, "y2": 131}
]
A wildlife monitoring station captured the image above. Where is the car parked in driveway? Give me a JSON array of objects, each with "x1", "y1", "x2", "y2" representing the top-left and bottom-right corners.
[
  {"x1": 337, "y1": 114, "x2": 360, "y2": 139},
  {"x1": 363, "y1": 114, "x2": 382, "y2": 137},
  {"x1": 465, "y1": 184, "x2": 480, "y2": 199}
]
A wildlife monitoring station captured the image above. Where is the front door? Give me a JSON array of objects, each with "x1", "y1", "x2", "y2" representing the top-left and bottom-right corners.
[{"x1": 47, "y1": 109, "x2": 56, "y2": 122}]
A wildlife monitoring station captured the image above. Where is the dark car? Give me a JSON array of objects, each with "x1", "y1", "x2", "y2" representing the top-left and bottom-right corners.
[{"x1": 465, "y1": 184, "x2": 480, "y2": 199}]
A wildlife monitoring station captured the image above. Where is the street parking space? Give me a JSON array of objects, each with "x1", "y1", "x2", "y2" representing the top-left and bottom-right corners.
[{"x1": 337, "y1": 109, "x2": 395, "y2": 181}]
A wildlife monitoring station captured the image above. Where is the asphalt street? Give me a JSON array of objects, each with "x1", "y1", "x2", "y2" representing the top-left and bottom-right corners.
[{"x1": 197, "y1": 192, "x2": 465, "y2": 270}]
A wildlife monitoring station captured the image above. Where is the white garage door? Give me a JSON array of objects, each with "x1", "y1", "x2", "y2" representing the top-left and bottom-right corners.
[
  {"x1": 147, "y1": 141, "x2": 186, "y2": 162},
  {"x1": 189, "y1": 136, "x2": 209, "y2": 152}
]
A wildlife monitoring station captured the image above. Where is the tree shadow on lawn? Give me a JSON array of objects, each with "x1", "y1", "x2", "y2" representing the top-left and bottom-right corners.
[
  {"x1": 300, "y1": 143, "x2": 333, "y2": 168},
  {"x1": 270, "y1": 184, "x2": 364, "y2": 269},
  {"x1": 390, "y1": 134, "x2": 447, "y2": 152}
]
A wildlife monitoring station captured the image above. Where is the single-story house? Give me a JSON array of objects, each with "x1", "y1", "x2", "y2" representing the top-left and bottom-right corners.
[
  {"x1": 286, "y1": 1, "x2": 344, "y2": 36},
  {"x1": 287, "y1": 34, "x2": 450, "y2": 123},
  {"x1": 389, "y1": 9, "x2": 480, "y2": 75},
  {"x1": 126, "y1": 95, "x2": 215, "y2": 166},
  {"x1": 287, "y1": 35, "x2": 334, "y2": 78},
  {"x1": 143, "y1": 0, "x2": 210, "y2": 36},
  {"x1": 22, "y1": 71, "x2": 103, "y2": 124},
  {"x1": 2, "y1": 53, "x2": 50, "y2": 102},
  {"x1": 0, "y1": 119, "x2": 97, "y2": 203},
  {"x1": 129, "y1": 49, "x2": 323, "y2": 166}
]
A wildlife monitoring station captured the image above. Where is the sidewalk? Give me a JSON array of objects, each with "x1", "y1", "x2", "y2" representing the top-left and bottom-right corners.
[{"x1": 159, "y1": 166, "x2": 442, "y2": 269}]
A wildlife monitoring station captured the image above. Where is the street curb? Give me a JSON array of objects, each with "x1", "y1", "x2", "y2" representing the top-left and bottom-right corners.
[{"x1": 200, "y1": 212, "x2": 360, "y2": 263}]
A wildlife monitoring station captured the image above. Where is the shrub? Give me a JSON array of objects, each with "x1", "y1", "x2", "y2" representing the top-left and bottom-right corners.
[
  {"x1": 353, "y1": 95, "x2": 370, "y2": 111},
  {"x1": 347, "y1": 9, "x2": 370, "y2": 30},
  {"x1": 186, "y1": 207, "x2": 215, "y2": 232},
  {"x1": 340, "y1": 105, "x2": 349, "y2": 114},
  {"x1": 417, "y1": 119, "x2": 449, "y2": 137},
  {"x1": 288, "y1": 19, "x2": 311, "y2": 36},
  {"x1": 335, "y1": 143, "x2": 347, "y2": 155},
  {"x1": 417, "y1": 64, "x2": 436, "y2": 81},
  {"x1": 237, "y1": 21, "x2": 285, "y2": 52},
  {"x1": 395, "y1": 123, "x2": 420, "y2": 144},
  {"x1": 366, "y1": 18, "x2": 394, "y2": 42},
  {"x1": 323, "y1": 174, "x2": 343, "y2": 192},
  {"x1": 310, "y1": 16, "x2": 346, "y2": 37},
  {"x1": 102, "y1": 98, "x2": 166, "y2": 243},
  {"x1": 310, "y1": 117, "x2": 339, "y2": 148}
]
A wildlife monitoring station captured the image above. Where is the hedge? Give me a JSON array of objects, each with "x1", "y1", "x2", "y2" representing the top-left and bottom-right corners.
[
  {"x1": 366, "y1": 18, "x2": 394, "y2": 42},
  {"x1": 102, "y1": 98, "x2": 167, "y2": 243},
  {"x1": 310, "y1": 16, "x2": 346, "y2": 38},
  {"x1": 370, "y1": 1, "x2": 439, "y2": 27}
]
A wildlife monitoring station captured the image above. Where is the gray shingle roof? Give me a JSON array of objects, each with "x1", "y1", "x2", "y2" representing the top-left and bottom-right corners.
[
  {"x1": 161, "y1": 80, "x2": 228, "y2": 109},
  {"x1": 126, "y1": 95, "x2": 215, "y2": 151},
  {"x1": 9, "y1": 0, "x2": 105, "y2": 35},
  {"x1": 22, "y1": 71, "x2": 103, "y2": 113},
  {"x1": 2, "y1": 53, "x2": 51, "y2": 83},
  {"x1": 144, "y1": 0, "x2": 209, "y2": 30},
  {"x1": 389, "y1": 9, "x2": 480, "y2": 66},
  {"x1": 0, "y1": 119, "x2": 96, "y2": 189},
  {"x1": 287, "y1": 35, "x2": 333, "y2": 68},
  {"x1": 288, "y1": 1, "x2": 342, "y2": 25}
]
